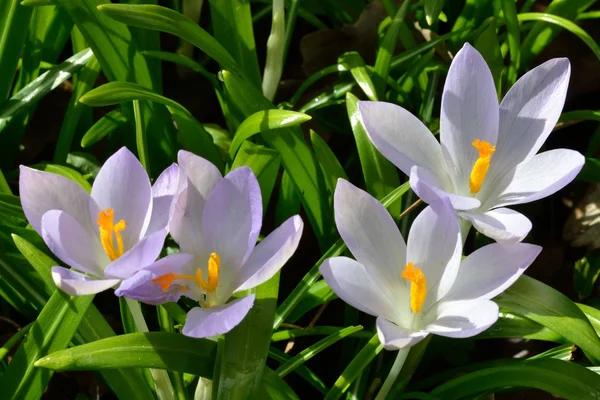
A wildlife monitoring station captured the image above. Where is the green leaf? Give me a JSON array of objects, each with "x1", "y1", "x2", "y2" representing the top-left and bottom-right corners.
[
  {"x1": 474, "y1": 17, "x2": 503, "y2": 93},
  {"x1": 431, "y1": 358, "x2": 600, "y2": 400},
  {"x1": 12, "y1": 234, "x2": 56, "y2": 292},
  {"x1": 80, "y1": 108, "x2": 128, "y2": 148},
  {"x1": 424, "y1": 0, "x2": 445, "y2": 26},
  {"x1": 231, "y1": 141, "x2": 281, "y2": 211},
  {"x1": 574, "y1": 254, "x2": 600, "y2": 299},
  {"x1": 496, "y1": 275, "x2": 600, "y2": 364},
  {"x1": 501, "y1": 0, "x2": 520, "y2": 86},
  {"x1": 310, "y1": 131, "x2": 348, "y2": 195},
  {"x1": 0, "y1": 322, "x2": 32, "y2": 364},
  {"x1": 0, "y1": 0, "x2": 32, "y2": 100},
  {"x1": 324, "y1": 333, "x2": 383, "y2": 400},
  {"x1": 346, "y1": 92, "x2": 401, "y2": 215},
  {"x1": 476, "y1": 310, "x2": 564, "y2": 342},
  {"x1": 222, "y1": 70, "x2": 334, "y2": 248},
  {"x1": 338, "y1": 52, "x2": 378, "y2": 101},
  {"x1": 0, "y1": 290, "x2": 94, "y2": 399},
  {"x1": 229, "y1": 109, "x2": 312, "y2": 158},
  {"x1": 98, "y1": 3, "x2": 240, "y2": 76},
  {"x1": 269, "y1": 346, "x2": 328, "y2": 394},
  {"x1": 28, "y1": 163, "x2": 92, "y2": 192},
  {"x1": 284, "y1": 279, "x2": 338, "y2": 325},
  {"x1": 79, "y1": 81, "x2": 223, "y2": 170}
]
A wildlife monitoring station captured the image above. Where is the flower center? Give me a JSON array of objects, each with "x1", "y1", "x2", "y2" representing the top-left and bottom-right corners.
[
  {"x1": 402, "y1": 262, "x2": 426, "y2": 313},
  {"x1": 97, "y1": 209, "x2": 127, "y2": 261},
  {"x1": 469, "y1": 139, "x2": 496, "y2": 194},
  {"x1": 153, "y1": 252, "x2": 221, "y2": 293}
]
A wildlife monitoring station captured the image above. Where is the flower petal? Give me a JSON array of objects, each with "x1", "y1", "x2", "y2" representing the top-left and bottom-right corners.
[
  {"x1": 376, "y1": 317, "x2": 429, "y2": 350},
  {"x1": 103, "y1": 229, "x2": 168, "y2": 279},
  {"x1": 41, "y1": 210, "x2": 107, "y2": 276},
  {"x1": 333, "y1": 179, "x2": 407, "y2": 288},
  {"x1": 178, "y1": 150, "x2": 222, "y2": 199},
  {"x1": 146, "y1": 163, "x2": 180, "y2": 235},
  {"x1": 358, "y1": 101, "x2": 448, "y2": 181},
  {"x1": 410, "y1": 166, "x2": 481, "y2": 211},
  {"x1": 424, "y1": 299, "x2": 499, "y2": 338},
  {"x1": 486, "y1": 149, "x2": 584, "y2": 209},
  {"x1": 492, "y1": 58, "x2": 570, "y2": 179},
  {"x1": 114, "y1": 253, "x2": 194, "y2": 304},
  {"x1": 202, "y1": 168, "x2": 259, "y2": 278},
  {"x1": 407, "y1": 200, "x2": 462, "y2": 309},
  {"x1": 51, "y1": 266, "x2": 120, "y2": 296},
  {"x1": 440, "y1": 43, "x2": 499, "y2": 192},
  {"x1": 182, "y1": 294, "x2": 255, "y2": 338},
  {"x1": 170, "y1": 186, "x2": 209, "y2": 261},
  {"x1": 460, "y1": 208, "x2": 532, "y2": 243},
  {"x1": 446, "y1": 243, "x2": 541, "y2": 301},
  {"x1": 320, "y1": 257, "x2": 402, "y2": 324},
  {"x1": 91, "y1": 147, "x2": 152, "y2": 249},
  {"x1": 234, "y1": 215, "x2": 303, "y2": 293},
  {"x1": 19, "y1": 166, "x2": 96, "y2": 235}
]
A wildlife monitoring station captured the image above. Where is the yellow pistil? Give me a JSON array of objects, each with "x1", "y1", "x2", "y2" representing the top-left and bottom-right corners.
[
  {"x1": 469, "y1": 139, "x2": 496, "y2": 194},
  {"x1": 152, "y1": 252, "x2": 221, "y2": 293},
  {"x1": 401, "y1": 262, "x2": 426, "y2": 313},
  {"x1": 97, "y1": 209, "x2": 126, "y2": 261}
]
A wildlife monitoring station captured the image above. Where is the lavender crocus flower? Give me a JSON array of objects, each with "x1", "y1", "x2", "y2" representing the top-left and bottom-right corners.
[
  {"x1": 320, "y1": 180, "x2": 541, "y2": 349},
  {"x1": 117, "y1": 151, "x2": 304, "y2": 338},
  {"x1": 19, "y1": 147, "x2": 189, "y2": 295},
  {"x1": 358, "y1": 43, "x2": 584, "y2": 242}
]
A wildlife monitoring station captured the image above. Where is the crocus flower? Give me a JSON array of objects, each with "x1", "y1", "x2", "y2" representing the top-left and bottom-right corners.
[
  {"x1": 116, "y1": 151, "x2": 304, "y2": 338},
  {"x1": 358, "y1": 43, "x2": 584, "y2": 242},
  {"x1": 320, "y1": 180, "x2": 541, "y2": 349},
  {"x1": 19, "y1": 147, "x2": 187, "y2": 295}
]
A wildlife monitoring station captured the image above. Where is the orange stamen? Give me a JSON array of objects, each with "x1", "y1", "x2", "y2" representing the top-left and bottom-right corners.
[
  {"x1": 97, "y1": 208, "x2": 127, "y2": 261},
  {"x1": 402, "y1": 262, "x2": 427, "y2": 313},
  {"x1": 469, "y1": 139, "x2": 496, "y2": 194}
]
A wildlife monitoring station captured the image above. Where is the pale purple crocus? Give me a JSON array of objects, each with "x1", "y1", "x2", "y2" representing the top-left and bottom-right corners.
[
  {"x1": 320, "y1": 180, "x2": 541, "y2": 349},
  {"x1": 19, "y1": 147, "x2": 189, "y2": 295},
  {"x1": 358, "y1": 43, "x2": 584, "y2": 242},
  {"x1": 116, "y1": 150, "x2": 304, "y2": 338}
]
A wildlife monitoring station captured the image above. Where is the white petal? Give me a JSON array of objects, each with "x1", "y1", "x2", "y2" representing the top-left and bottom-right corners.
[
  {"x1": 410, "y1": 166, "x2": 481, "y2": 211},
  {"x1": 407, "y1": 201, "x2": 462, "y2": 309},
  {"x1": 461, "y1": 208, "x2": 532, "y2": 243},
  {"x1": 19, "y1": 166, "x2": 96, "y2": 236},
  {"x1": 376, "y1": 317, "x2": 429, "y2": 350},
  {"x1": 91, "y1": 147, "x2": 152, "y2": 250},
  {"x1": 358, "y1": 101, "x2": 448, "y2": 181},
  {"x1": 424, "y1": 299, "x2": 499, "y2": 338},
  {"x1": 320, "y1": 257, "x2": 401, "y2": 324},
  {"x1": 492, "y1": 58, "x2": 570, "y2": 179},
  {"x1": 440, "y1": 43, "x2": 499, "y2": 192},
  {"x1": 41, "y1": 210, "x2": 108, "y2": 276},
  {"x1": 487, "y1": 149, "x2": 584, "y2": 208},
  {"x1": 333, "y1": 179, "x2": 407, "y2": 289},
  {"x1": 51, "y1": 266, "x2": 120, "y2": 296},
  {"x1": 146, "y1": 163, "x2": 180, "y2": 235},
  {"x1": 234, "y1": 215, "x2": 303, "y2": 292},
  {"x1": 170, "y1": 186, "x2": 209, "y2": 261},
  {"x1": 178, "y1": 150, "x2": 222, "y2": 199},
  {"x1": 182, "y1": 295, "x2": 255, "y2": 338},
  {"x1": 103, "y1": 229, "x2": 168, "y2": 279},
  {"x1": 445, "y1": 243, "x2": 541, "y2": 301}
]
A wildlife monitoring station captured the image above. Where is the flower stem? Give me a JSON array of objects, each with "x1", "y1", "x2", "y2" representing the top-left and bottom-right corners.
[
  {"x1": 374, "y1": 348, "x2": 410, "y2": 400},
  {"x1": 261, "y1": 0, "x2": 285, "y2": 101},
  {"x1": 125, "y1": 297, "x2": 175, "y2": 400}
]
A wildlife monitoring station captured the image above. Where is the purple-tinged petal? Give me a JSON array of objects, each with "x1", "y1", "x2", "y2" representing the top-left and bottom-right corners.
[
  {"x1": 202, "y1": 169, "x2": 257, "y2": 278},
  {"x1": 376, "y1": 317, "x2": 429, "y2": 350},
  {"x1": 333, "y1": 179, "x2": 407, "y2": 289},
  {"x1": 487, "y1": 149, "x2": 584, "y2": 209},
  {"x1": 91, "y1": 147, "x2": 152, "y2": 250},
  {"x1": 410, "y1": 166, "x2": 480, "y2": 211},
  {"x1": 460, "y1": 207, "x2": 532, "y2": 243},
  {"x1": 51, "y1": 266, "x2": 120, "y2": 296},
  {"x1": 41, "y1": 210, "x2": 108, "y2": 276},
  {"x1": 104, "y1": 229, "x2": 168, "y2": 279},
  {"x1": 115, "y1": 253, "x2": 194, "y2": 304},
  {"x1": 178, "y1": 150, "x2": 222, "y2": 199},
  {"x1": 320, "y1": 257, "x2": 403, "y2": 325},
  {"x1": 440, "y1": 43, "x2": 499, "y2": 193},
  {"x1": 424, "y1": 299, "x2": 499, "y2": 338},
  {"x1": 19, "y1": 166, "x2": 96, "y2": 235},
  {"x1": 446, "y1": 243, "x2": 541, "y2": 302},
  {"x1": 234, "y1": 215, "x2": 303, "y2": 293},
  {"x1": 358, "y1": 101, "x2": 448, "y2": 180},
  {"x1": 492, "y1": 58, "x2": 570, "y2": 180},
  {"x1": 146, "y1": 163, "x2": 180, "y2": 235},
  {"x1": 182, "y1": 294, "x2": 255, "y2": 338},
  {"x1": 407, "y1": 201, "x2": 462, "y2": 310},
  {"x1": 170, "y1": 186, "x2": 209, "y2": 261},
  {"x1": 223, "y1": 167, "x2": 262, "y2": 264}
]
